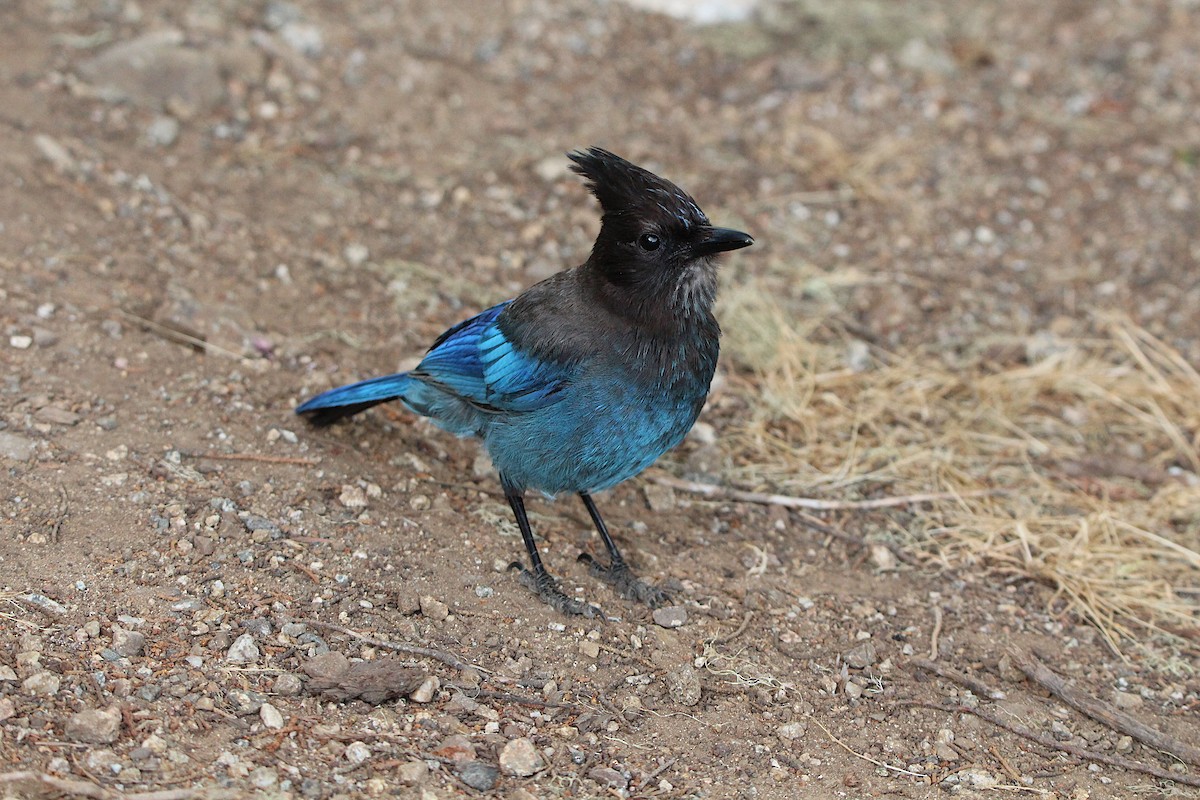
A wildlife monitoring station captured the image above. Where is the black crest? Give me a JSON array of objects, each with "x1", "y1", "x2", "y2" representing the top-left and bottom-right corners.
[{"x1": 567, "y1": 147, "x2": 710, "y2": 230}]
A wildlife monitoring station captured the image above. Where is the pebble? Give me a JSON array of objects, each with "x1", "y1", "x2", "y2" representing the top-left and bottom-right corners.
[
  {"x1": 419, "y1": 595, "x2": 449, "y2": 621},
  {"x1": 664, "y1": 663, "x2": 701, "y2": 707},
  {"x1": 249, "y1": 766, "x2": 278, "y2": 788},
  {"x1": 777, "y1": 722, "x2": 807, "y2": 741},
  {"x1": 589, "y1": 766, "x2": 628, "y2": 790},
  {"x1": 22, "y1": 672, "x2": 60, "y2": 696},
  {"x1": 9, "y1": 335, "x2": 33, "y2": 349},
  {"x1": 274, "y1": 673, "x2": 303, "y2": 696},
  {"x1": 0, "y1": 666, "x2": 16, "y2": 681},
  {"x1": 0, "y1": 698, "x2": 16, "y2": 722},
  {"x1": 260, "y1": 703, "x2": 285, "y2": 729},
  {"x1": 65, "y1": 707, "x2": 122, "y2": 744},
  {"x1": 1050, "y1": 720, "x2": 1073, "y2": 741},
  {"x1": 642, "y1": 483, "x2": 676, "y2": 513},
  {"x1": 499, "y1": 737, "x2": 545, "y2": 776},
  {"x1": 111, "y1": 627, "x2": 146, "y2": 657},
  {"x1": 579, "y1": 640, "x2": 601, "y2": 658},
  {"x1": 1116, "y1": 735, "x2": 1133, "y2": 753},
  {"x1": 652, "y1": 605, "x2": 688, "y2": 629},
  {"x1": 843, "y1": 641, "x2": 877, "y2": 669},
  {"x1": 1112, "y1": 691, "x2": 1143, "y2": 710},
  {"x1": 339, "y1": 484, "x2": 368, "y2": 508},
  {"x1": 344, "y1": 740, "x2": 372, "y2": 765},
  {"x1": 397, "y1": 760, "x2": 428, "y2": 785},
  {"x1": 227, "y1": 689, "x2": 266, "y2": 715},
  {"x1": 433, "y1": 734, "x2": 476, "y2": 763},
  {"x1": 410, "y1": 675, "x2": 440, "y2": 703},
  {"x1": 78, "y1": 29, "x2": 224, "y2": 113},
  {"x1": 457, "y1": 761, "x2": 498, "y2": 791},
  {"x1": 0, "y1": 432, "x2": 36, "y2": 462},
  {"x1": 226, "y1": 633, "x2": 261, "y2": 663}
]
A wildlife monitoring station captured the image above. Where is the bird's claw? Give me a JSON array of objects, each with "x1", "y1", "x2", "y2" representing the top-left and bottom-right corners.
[
  {"x1": 509, "y1": 562, "x2": 601, "y2": 618},
  {"x1": 578, "y1": 553, "x2": 672, "y2": 608}
]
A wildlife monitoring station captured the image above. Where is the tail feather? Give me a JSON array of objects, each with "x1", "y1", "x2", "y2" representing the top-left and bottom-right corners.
[{"x1": 295, "y1": 373, "x2": 413, "y2": 427}]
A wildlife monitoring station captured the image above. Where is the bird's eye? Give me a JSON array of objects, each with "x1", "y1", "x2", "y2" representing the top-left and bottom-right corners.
[{"x1": 637, "y1": 233, "x2": 661, "y2": 251}]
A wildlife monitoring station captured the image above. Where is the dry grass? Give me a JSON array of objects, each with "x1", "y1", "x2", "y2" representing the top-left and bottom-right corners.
[{"x1": 717, "y1": 290, "x2": 1200, "y2": 655}]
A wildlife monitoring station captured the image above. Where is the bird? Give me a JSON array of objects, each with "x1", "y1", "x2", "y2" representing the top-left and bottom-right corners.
[{"x1": 296, "y1": 147, "x2": 753, "y2": 616}]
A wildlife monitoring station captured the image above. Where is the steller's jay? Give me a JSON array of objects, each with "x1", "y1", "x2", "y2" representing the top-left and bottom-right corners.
[{"x1": 296, "y1": 147, "x2": 753, "y2": 616}]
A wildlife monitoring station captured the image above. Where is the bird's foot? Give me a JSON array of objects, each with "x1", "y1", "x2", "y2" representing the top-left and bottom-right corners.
[
  {"x1": 509, "y1": 562, "x2": 600, "y2": 618},
  {"x1": 578, "y1": 554, "x2": 671, "y2": 608}
]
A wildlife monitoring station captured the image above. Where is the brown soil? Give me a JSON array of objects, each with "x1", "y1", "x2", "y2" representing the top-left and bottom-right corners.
[{"x1": 2, "y1": 1, "x2": 1198, "y2": 799}]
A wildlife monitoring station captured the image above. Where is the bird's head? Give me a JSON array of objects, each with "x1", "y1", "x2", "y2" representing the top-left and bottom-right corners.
[{"x1": 568, "y1": 147, "x2": 752, "y2": 319}]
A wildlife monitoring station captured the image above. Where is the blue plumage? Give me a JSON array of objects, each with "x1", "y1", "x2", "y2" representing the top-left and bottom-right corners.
[{"x1": 297, "y1": 147, "x2": 752, "y2": 616}]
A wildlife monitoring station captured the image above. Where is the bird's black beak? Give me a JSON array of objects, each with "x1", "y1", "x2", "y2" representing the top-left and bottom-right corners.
[{"x1": 693, "y1": 227, "x2": 754, "y2": 258}]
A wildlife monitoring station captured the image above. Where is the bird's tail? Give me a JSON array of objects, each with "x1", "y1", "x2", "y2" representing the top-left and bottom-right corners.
[{"x1": 295, "y1": 373, "x2": 415, "y2": 426}]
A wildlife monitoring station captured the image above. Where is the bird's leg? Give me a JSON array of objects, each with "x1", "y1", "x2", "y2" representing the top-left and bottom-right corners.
[
  {"x1": 576, "y1": 492, "x2": 671, "y2": 607},
  {"x1": 502, "y1": 481, "x2": 599, "y2": 618}
]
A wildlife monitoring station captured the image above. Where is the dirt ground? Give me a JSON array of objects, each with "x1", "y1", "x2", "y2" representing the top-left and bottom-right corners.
[{"x1": 2, "y1": 0, "x2": 1199, "y2": 798}]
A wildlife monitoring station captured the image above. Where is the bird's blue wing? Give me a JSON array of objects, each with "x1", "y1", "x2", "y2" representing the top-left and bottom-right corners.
[{"x1": 415, "y1": 301, "x2": 573, "y2": 413}]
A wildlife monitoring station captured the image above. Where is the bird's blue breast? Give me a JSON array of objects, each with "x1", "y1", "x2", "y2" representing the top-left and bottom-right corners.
[{"x1": 482, "y1": 367, "x2": 709, "y2": 495}]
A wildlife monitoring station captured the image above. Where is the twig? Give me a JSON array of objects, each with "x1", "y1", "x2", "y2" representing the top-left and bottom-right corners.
[
  {"x1": 929, "y1": 606, "x2": 944, "y2": 661},
  {"x1": 903, "y1": 702, "x2": 1200, "y2": 788},
  {"x1": 179, "y1": 451, "x2": 319, "y2": 466},
  {"x1": 452, "y1": 687, "x2": 577, "y2": 710},
  {"x1": 651, "y1": 474, "x2": 997, "y2": 511},
  {"x1": 301, "y1": 619, "x2": 485, "y2": 673},
  {"x1": 0, "y1": 771, "x2": 237, "y2": 800},
  {"x1": 117, "y1": 308, "x2": 244, "y2": 360},
  {"x1": 911, "y1": 657, "x2": 1006, "y2": 700},
  {"x1": 708, "y1": 612, "x2": 754, "y2": 646},
  {"x1": 990, "y1": 744, "x2": 1025, "y2": 784},
  {"x1": 51, "y1": 484, "x2": 69, "y2": 543},
  {"x1": 635, "y1": 757, "x2": 678, "y2": 789},
  {"x1": 1011, "y1": 648, "x2": 1200, "y2": 767},
  {"x1": 812, "y1": 719, "x2": 928, "y2": 780}
]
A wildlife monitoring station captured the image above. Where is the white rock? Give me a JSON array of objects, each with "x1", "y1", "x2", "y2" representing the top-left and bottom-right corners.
[
  {"x1": 499, "y1": 737, "x2": 546, "y2": 776},
  {"x1": 225, "y1": 633, "x2": 260, "y2": 663},
  {"x1": 260, "y1": 703, "x2": 284, "y2": 729}
]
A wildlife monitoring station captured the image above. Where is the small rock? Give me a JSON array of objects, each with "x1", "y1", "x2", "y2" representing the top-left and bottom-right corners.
[
  {"x1": 339, "y1": 484, "x2": 368, "y2": 508},
  {"x1": 432, "y1": 734, "x2": 476, "y2": 763},
  {"x1": 500, "y1": 737, "x2": 545, "y2": 777},
  {"x1": 22, "y1": 671, "x2": 60, "y2": 696},
  {"x1": 589, "y1": 766, "x2": 628, "y2": 790},
  {"x1": 260, "y1": 703, "x2": 284, "y2": 729},
  {"x1": 34, "y1": 406, "x2": 80, "y2": 426},
  {"x1": 65, "y1": 707, "x2": 122, "y2": 744},
  {"x1": 652, "y1": 605, "x2": 688, "y2": 629},
  {"x1": 226, "y1": 633, "x2": 260, "y2": 663},
  {"x1": 273, "y1": 673, "x2": 303, "y2": 696},
  {"x1": 410, "y1": 675, "x2": 440, "y2": 703},
  {"x1": 249, "y1": 766, "x2": 278, "y2": 789},
  {"x1": 9, "y1": 334, "x2": 33, "y2": 349},
  {"x1": 457, "y1": 761, "x2": 498, "y2": 791},
  {"x1": 419, "y1": 595, "x2": 449, "y2": 621},
  {"x1": 145, "y1": 115, "x2": 180, "y2": 147},
  {"x1": 579, "y1": 640, "x2": 601, "y2": 659},
  {"x1": 962, "y1": 768, "x2": 999, "y2": 789},
  {"x1": 0, "y1": 697, "x2": 16, "y2": 722},
  {"x1": 302, "y1": 651, "x2": 350, "y2": 683},
  {"x1": 1050, "y1": 720, "x2": 1073, "y2": 741},
  {"x1": 226, "y1": 689, "x2": 265, "y2": 715},
  {"x1": 777, "y1": 722, "x2": 807, "y2": 741},
  {"x1": 344, "y1": 740, "x2": 371, "y2": 765},
  {"x1": 33, "y1": 134, "x2": 77, "y2": 173},
  {"x1": 843, "y1": 641, "x2": 877, "y2": 669},
  {"x1": 111, "y1": 627, "x2": 146, "y2": 657},
  {"x1": 664, "y1": 663, "x2": 701, "y2": 707},
  {"x1": 643, "y1": 483, "x2": 676, "y2": 513},
  {"x1": 1112, "y1": 691, "x2": 1143, "y2": 710},
  {"x1": 0, "y1": 432, "x2": 36, "y2": 462},
  {"x1": 1116, "y1": 735, "x2": 1133, "y2": 754},
  {"x1": 0, "y1": 665, "x2": 16, "y2": 681},
  {"x1": 78, "y1": 29, "x2": 224, "y2": 113},
  {"x1": 397, "y1": 760, "x2": 428, "y2": 785}
]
